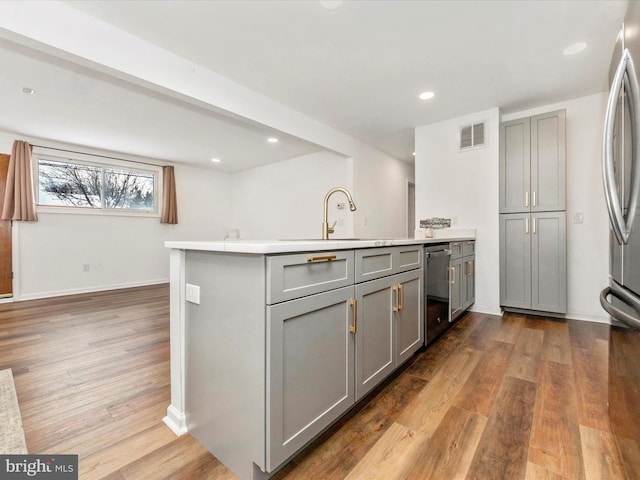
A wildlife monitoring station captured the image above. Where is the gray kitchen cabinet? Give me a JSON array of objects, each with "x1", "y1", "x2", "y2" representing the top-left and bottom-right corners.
[
  {"x1": 395, "y1": 269, "x2": 423, "y2": 365},
  {"x1": 531, "y1": 212, "x2": 567, "y2": 313},
  {"x1": 500, "y1": 214, "x2": 532, "y2": 309},
  {"x1": 500, "y1": 212, "x2": 566, "y2": 313},
  {"x1": 355, "y1": 245, "x2": 422, "y2": 283},
  {"x1": 449, "y1": 256, "x2": 463, "y2": 320},
  {"x1": 354, "y1": 268, "x2": 423, "y2": 400},
  {"x1": 176, "y1": 240, "x2": 462, "y2": 479},
  {"x1": 448, "y1": 240, "x2": 475, "y2": 321},
  {"x1": 461, "y1": 241, "x2": 475, "y2": 311},
  {"x1": 267, "y1": 250, "x2": 354, "y2": 304},
  {"x1": 266, "y1": 285, "x2": 355, "y2": 470},
  {"x1": 354, "y1": 276, "x2": 395, "y2": 400},
  {"x1": 500, "y1": 110, "x2": 566, "y2": 214}
]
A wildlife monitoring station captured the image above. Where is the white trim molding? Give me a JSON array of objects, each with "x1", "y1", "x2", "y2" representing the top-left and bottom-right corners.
[{"x1": 165, "y1": 248, "x2": 187, "y2": 436}]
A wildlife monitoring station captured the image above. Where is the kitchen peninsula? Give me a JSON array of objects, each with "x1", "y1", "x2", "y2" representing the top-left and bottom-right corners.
[{"x1": 164, "y1": 232, "x2": 475, "y2": 480}]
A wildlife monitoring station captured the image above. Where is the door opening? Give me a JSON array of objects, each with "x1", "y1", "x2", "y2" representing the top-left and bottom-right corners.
[
  {"x1": 407, "y1": 181, "x2": 415, "y2": 238},
  {"x1": 0, "y1": 153, "x2": 12, "y2": 297}
]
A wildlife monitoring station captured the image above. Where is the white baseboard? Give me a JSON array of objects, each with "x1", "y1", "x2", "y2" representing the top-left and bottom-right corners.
[
  {"x1": 163, "y1": 404, "x2": 188, "y2": 436},
  {"x1": 470, "y1": 304, "x2": 611, "y2": 325},
  {"x1": 564, "y1": 311, "x2": 611, "y2": 324},
  {"x1": 15, "y1": 278, "x2": 169, "y2": 302},
  {"x1": 469, "y1": 304, "x2": 502, "y2": 316}
]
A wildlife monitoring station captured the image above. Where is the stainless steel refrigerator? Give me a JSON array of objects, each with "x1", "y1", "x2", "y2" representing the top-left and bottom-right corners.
[
  {"x1": 602, "y1": 3, "x2": 640, "y2": 476},
  {"x1": 600, "y1": 12, "x2": 640, "y2": 330}
]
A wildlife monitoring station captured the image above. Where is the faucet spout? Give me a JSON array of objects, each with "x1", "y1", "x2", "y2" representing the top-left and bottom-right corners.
[{"x1": 322, "y1": 187, "x2": 357, "y2": 240}]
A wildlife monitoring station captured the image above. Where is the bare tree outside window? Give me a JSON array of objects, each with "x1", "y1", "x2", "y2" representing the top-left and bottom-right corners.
[{"x1": 38, "y1": 159, "x2": 155, "y2": 211}]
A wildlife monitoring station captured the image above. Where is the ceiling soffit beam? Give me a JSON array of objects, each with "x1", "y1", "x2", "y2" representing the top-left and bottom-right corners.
[{"x1": 0, "y1": 0, "x2": 363, "y2": 159}]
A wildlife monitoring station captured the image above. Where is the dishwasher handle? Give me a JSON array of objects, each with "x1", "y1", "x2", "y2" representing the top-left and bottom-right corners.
[{"x1": 426, "y1": 249, "x2": 451, "y2": 258}]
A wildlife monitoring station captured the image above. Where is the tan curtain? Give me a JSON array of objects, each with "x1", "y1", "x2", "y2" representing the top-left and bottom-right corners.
[
  {"x1": 161, "y1": 165, "x2": 178, "y2": 224},
  {"x1": 1, "y1": 140, "x2": 38, "y2": 222}
]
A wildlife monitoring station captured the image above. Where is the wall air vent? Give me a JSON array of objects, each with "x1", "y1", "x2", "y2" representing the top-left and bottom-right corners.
[{"x1": 459, "y1": 122, "x2": 486, "y2": 150}]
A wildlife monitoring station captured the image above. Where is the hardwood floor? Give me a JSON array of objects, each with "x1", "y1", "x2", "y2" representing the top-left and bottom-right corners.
[{"x1": 0, "y1": 285, "x2": 635, "y2": 479}]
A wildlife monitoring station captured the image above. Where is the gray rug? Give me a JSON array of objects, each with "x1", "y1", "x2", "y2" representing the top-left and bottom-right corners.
[{"x1": 0, "y1": 368, "x2": 27, "y2": 454}]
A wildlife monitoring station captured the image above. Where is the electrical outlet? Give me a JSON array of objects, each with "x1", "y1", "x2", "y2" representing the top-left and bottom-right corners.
[
  {"x1": 573, "y1": 212, "x2": 584, "y2": 224},
  {"x1": 82, "y1": 264, "x2": 90, "y2": 272},
  {"x1": 185, "y1": 284, "x2": 201, "y2": 305}
]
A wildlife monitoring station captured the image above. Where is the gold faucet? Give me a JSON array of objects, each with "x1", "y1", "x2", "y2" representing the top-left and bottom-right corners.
[{"x1": 322, "y1": 187, "x2": 357, "y2": 239}]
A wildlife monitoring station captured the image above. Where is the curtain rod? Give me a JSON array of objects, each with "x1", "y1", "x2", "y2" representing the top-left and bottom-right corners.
[{"x1": 30, "y1": 144, "x2": 167, "y2": 168}]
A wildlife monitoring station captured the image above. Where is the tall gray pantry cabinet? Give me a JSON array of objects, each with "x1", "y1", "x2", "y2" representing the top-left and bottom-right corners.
[{"x1": 499, "y1": 110, "x2": 567, "y2": 314}]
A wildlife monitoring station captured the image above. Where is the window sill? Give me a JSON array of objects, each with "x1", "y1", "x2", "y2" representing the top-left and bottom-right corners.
[{"x1": 36, "y1": 205, "x2": 161, "y2": 218}]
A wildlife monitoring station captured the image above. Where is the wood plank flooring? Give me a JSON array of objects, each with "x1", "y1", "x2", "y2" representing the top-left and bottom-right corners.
[{"x1": 0, "y1": 285, "x2": 636, "y2": 479}]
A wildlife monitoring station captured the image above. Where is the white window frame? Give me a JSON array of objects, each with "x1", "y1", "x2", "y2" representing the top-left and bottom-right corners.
[{"x1": 32, "y1": 147, "x2": 163, "y2": 217}]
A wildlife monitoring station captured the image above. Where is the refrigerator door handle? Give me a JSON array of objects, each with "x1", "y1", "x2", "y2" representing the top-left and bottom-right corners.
[
  {"x1": 600, "y1": 284, "x2": 640, "y2": 329},
  {"x1": 603, "y1": 48, "x2": 640, "y2": 245}
]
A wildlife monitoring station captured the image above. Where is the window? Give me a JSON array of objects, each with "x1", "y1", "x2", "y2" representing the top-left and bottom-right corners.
[{"x1": 34, "y1": 148, "x2": 161, "y2": 215}]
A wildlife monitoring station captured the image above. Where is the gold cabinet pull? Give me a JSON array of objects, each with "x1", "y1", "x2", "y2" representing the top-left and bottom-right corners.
[
  {"x1": 398, "y1": 284, "x2": 404, "y2": 311},
  {"x1": 451, "y1": 266, "x2": 456, "y2": 285},
  {"x1": 533, "y1": 217, "x2": 537, "y2": 234},
  {"x1": 525, "y1": 191, "x2": 529, "y2": 207},
  {"x1": 349, "y1": 299, "x2": 357, "y2": 333},
  {"x1": 307, "y1": 254, "x2": 337, "y2": 262},
  {"x1": 525, "y1": 218, "x2": 529, "y2": 234},
  {"x1": 532, "y1": 191, "x2": 537, "y2": 207},
  {"x1": 392, "y1": 285, "x2": 399, "y2": 312}
]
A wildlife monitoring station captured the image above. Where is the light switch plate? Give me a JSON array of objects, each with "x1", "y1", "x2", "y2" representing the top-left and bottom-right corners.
[
  {"x1": 186, "y1": 283, "x2": 200, "y2": 304},
  {"x1": 573, "y1": 212, "x2": 584, "y2": 224}
]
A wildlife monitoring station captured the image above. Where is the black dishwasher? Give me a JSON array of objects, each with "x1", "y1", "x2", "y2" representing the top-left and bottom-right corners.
[{"x1": 424, "y1": 244, "x2": 452, "y2": 344}]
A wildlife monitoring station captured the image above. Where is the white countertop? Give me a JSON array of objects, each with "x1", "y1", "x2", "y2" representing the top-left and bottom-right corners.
[{"x1": 165, "y1": 228, "x2": 476, "y2": 254}]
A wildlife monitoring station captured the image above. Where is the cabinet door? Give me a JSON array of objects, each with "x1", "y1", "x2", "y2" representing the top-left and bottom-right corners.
[
  {"x1": 500, "y1": 214, "x2": 532, "y2": 309},
  {"x1": 500, "y1": 117, "x2": 531, "y2": 213},
  {"x1": 530, "y1": 110, "x2": 566, "y2": 212},
  {"x1": 267, "y1": 286, "x2": 355, "y2": 471},
  {"x1": 462, "y1": 256, "x2": 475, "y2": 310},
  {"x1": 395, "y1": 269, "x2": 424, "y2": 366},
  {"x1": 531, "y1": 212, "x2": 567, "y2": 313},
  {"x1": 449, "y1": 257, "x2": 463, "y2": 320},
  {"x1": 355, "y1": 276, "x2": 396, "y2": 401}
]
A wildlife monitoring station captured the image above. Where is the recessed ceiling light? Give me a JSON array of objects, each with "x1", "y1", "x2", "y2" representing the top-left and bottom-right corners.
[
  {"x1": 267, "y1": 137, "x2": 279, "y2": 143},
  {"x1": 563, "y1": 42, "x2": 587, "y2": 56},
  {"x1": 419, "y1": 91, "x2": 435, "y2": 100},
  {"x1": 210, "y1": 158, "x2": 221, "y2": 163},
  {"x1": 320, "y1": 0, "x2": 343, "y2": 9},
  {"x1": 22, "y1": 87, "x2": 35, "y2": 95}
]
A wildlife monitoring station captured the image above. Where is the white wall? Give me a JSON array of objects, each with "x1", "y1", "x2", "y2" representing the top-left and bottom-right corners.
[
  {"x1": 502, "y1": 93, "x2": 610, "y2": 322},
  {"x1": 231, "y1": 151, "x2": 352, "y2": 240},
  {"x1": 415, "y1": 93, "x2": 611, "y2": 322},
  {"x1": 415, "y1": 108, "x2": 501, "y2": 315},
  {"x1": 231, "y1": 148, "x2": 414, "y2": 240},
  {"x1": 353, "y1": 145, "x2": 416, "y2": 239},
  {"x1": 0, "y1": 132, "x2": 232, "y2": 300},
  {"x1": 3, "y1": 131, "x2": 415, "y2": 300}
]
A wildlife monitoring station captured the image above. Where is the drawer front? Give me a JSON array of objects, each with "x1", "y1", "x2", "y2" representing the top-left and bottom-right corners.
[
  {"x1": 267, "y1": 251, "x2": 354, "y2": 304},
  {"x1": 449, "y1": 241, "x2": 463, "y2": 259},
  {"x1": 462, "y1": 240, "x2": 475, "y2": 256},
  {"x1": 355, "y1": 247, "x2": 394, "y2": 283},
  {"x1": 395, "y1": 245, "x2": 423, "y2": 273},
  {"x1": 355, "y1": 246, "x2": 423, "y2": 283}
]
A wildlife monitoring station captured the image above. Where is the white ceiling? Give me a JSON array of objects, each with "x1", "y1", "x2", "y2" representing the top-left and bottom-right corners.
[{"x1": 0, "y1": 0, "x2": 630, "y2": 170}]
